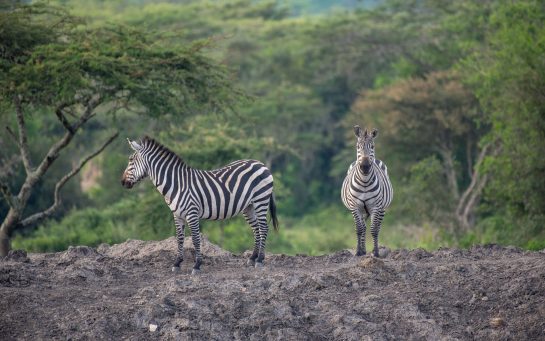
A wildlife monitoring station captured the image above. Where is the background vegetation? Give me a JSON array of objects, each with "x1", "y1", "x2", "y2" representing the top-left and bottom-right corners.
[{"x1": 2, "y1": 0, "x2": 544, "y2": 255}]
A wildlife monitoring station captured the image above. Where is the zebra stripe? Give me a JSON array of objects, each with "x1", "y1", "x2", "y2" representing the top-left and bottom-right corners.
[
  {"x1": 341, "y1": 126, "x2": 393, "y2": 257},
  {"x1": 122, "y1": 137, "x2": 278, "y2": 273}
]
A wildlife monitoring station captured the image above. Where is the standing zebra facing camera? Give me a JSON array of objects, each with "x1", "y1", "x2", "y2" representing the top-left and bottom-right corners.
[
  {"x1": 341, "y1": 126, "x2": 393, "y2": 257},
  {"x1": 121, "y1": 136, "x2": 278, "y2": 274}
]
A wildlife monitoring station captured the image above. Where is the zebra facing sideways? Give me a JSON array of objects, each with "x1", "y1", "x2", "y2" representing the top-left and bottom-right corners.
[
  {"x1": 341, "y1": 126, "x2": 393, "y2": 257},
  {"x1": 121, "y1": 136, "x2": 278, "y2": 274}
]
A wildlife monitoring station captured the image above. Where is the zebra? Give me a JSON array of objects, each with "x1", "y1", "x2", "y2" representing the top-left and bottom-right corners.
[
  {"x1": 121, "y1": 136, "x2": 278, "y2": 274},
  {"x1": 341, "y1": 125, "x2": 393, "y2": 257}
]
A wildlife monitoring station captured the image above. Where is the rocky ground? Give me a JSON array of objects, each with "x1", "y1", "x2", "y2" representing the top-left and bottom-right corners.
[{"x1": 1, "y1": 237, "x2": 544, "y2": 340}]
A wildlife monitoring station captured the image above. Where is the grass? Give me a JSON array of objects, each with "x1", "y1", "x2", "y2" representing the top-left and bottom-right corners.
[{"x1": 13, "y1": 200, "x2": 539, "y2": 255}]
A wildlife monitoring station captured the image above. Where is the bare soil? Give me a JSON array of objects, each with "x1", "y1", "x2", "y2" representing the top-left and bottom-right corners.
[{"x1": 1, "y1": 237, "x2": 544, "y2": 340}]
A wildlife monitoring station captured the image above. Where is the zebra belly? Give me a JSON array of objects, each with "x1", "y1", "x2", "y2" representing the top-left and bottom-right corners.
[{"x1": 352, "y1": 194, "x2": 380, "y2": 213}]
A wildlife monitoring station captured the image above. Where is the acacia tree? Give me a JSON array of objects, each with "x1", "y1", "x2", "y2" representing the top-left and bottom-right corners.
[
  {"x1": 347, "y1": 71, "x2": 497, "y2": 230},
  {"x1": 0, "y1": 3, "x2": 239, "y2": 256}
]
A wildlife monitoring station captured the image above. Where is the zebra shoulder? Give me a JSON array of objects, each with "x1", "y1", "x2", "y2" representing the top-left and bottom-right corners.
[
  {"x1": 347, "y1": 161, "x2": 357, "y2": 175},
  {"x1": 374, "y1": 158, "x2": 388, "y2": 174}
]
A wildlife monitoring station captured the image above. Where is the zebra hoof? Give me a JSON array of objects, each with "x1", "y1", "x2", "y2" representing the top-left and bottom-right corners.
[
  {"x1": 247, "y1": 259, "x2": 256, "y2": 266},
  {"x1": 254, "y1": 262, "x2": 264, "y2": 269},
  {"x1": 172, "y1": 266, "x2": 181, "y2": 273},
  {"x1": 191, "y1": 268, "x2": 201, "y2": 275}
]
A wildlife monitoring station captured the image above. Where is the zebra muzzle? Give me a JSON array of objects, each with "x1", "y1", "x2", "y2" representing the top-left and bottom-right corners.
[
  {"x1": 121, "y1": 179, "x2": 134, "y2": 189},
  {"x1": 361, "y1": 157, "x2": 372, "y2": 173}
]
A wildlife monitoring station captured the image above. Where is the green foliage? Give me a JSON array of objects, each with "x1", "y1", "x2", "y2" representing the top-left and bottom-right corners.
[
  {"x1": 1, "y1": 18, "x2": 240, "y2": 116},
  {"x1": 462, "y1": 0, "x2": 545, "y2": 244},
  {"x1": 12, "y1": 192, "x2": 173, "y2": 252},
  {"x1": 393, "y1": 156, "x2": 453, "y2": 226},
  {"x1": 15, "y1": 203, "x2": 446, "y2": 255},
  {"x1": 6, "y1": 0, "x2": 545, "y2": 254}
]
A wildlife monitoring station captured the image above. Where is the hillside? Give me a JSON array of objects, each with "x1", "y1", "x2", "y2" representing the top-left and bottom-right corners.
[{"x1": 1, "y1": 237, "x2": 544, "y2": 340}]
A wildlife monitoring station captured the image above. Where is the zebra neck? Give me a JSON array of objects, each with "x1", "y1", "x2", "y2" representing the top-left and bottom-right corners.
[{"x1": 146, "y1": 156, "x2": 189, "y2": 195}]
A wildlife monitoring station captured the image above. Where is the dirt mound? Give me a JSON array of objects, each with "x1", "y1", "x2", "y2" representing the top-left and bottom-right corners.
[
  {"x1": 100, "y1": 235, "x2": 231, "y2": 261},
  {"x1": 1, "y1": 239, "x2": 544, "y2": 340}
]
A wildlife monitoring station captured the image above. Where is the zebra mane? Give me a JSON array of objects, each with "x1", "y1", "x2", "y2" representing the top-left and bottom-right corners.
[{"x1": 142, "y1": 136, "x2": 185, "y2": 164}]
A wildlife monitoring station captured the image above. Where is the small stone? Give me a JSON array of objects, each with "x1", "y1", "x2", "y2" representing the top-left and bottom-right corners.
[
  {"x1": 481, "y1": 296, "x2": 489, "y2": 301},
  {"x1": 149, "y1": 323, "x2": 158, "y2": 332},
  {"x1": 358, "y1": 256, "x2": 384, "y2": 269},
  {"x1": 490, "y1": 317, "x2": 504, "y2": 328},
  {"x1": 378, "y1": 247, "x2": 391, "y2": 258}
]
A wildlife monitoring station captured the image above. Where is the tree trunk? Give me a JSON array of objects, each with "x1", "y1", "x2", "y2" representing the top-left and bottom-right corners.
[
  {"x1": 0, "y1": 177, "x2": 38, "y2": 256},
  {"x1": 455, "y1": 174, "x2": 489, "y2": 230},
  {"x1": 0, "y1": 228, "x2": 9, "y2": 258},
  {"x1": 0, "y1": 208, "x2": 21, "y2": 257},
  {"x1": 437, "y1": 147, "x2": 460, "y2": 200},
  {"x1": 455, "y1": 142, "x2": 497, "y2": 231}
]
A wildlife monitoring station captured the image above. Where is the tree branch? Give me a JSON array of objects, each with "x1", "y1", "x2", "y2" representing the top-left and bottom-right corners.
[
  {"x1": 436, "y1": 142, "x2": 460, "y2": 200},
  {"x1": 14, "y1": 97, "x2": 33, "y2": 174},
  {"x1": 32, "y1": 95, "x2": 101, "y2": 183},
  {"x1": 55, "y1": 102, "x2": 75, "y2": 134},
  {"x1": 455, "y1": 141, "x2": 501, "y2": 230},
  {"x1": 466, "y1": 137, "x2": 473, "y2": 179},
  {"x1": 5, "y1": 126, "x2": 17, "y2": 141},
  {"x1": 19, "y1": 131, "x2": 119, "y2": 228},
  {"x1": 460, "y1": 173, "x2": 490, "y2": 229},
  {"x1": 455, "y1": 142, "x2": 492, "y2": 219},
  {"x1": 71, "y1": 95, "x2": 100, "y2": 131}
]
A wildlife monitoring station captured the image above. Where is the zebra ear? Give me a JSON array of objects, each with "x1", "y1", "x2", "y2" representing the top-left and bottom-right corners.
[
  {"x1": 354, "y1": 125, "x2": 362, "y2": 138},
  {"x1": 371, "y1": 128, "x2": 378, "y2": 138},
  {"x1": 127, "y1": 138, "x2": 142, "y2": 151}
]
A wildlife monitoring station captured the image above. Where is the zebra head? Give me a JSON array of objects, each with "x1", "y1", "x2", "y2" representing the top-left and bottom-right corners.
[
  {"x1": 121, "y1": 138, "x2": 148, "y2": 189},
  {"x1": 354, "y1": 125, "x2": 378, "y2": 174}
]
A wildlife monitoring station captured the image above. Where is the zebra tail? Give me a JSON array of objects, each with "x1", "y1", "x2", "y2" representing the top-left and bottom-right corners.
[{"x1": 269, "y1": 193, "x2": 279, "y2": 232}]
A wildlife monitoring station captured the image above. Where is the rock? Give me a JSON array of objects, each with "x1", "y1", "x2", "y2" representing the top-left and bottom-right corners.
[
  {"x1": 58, "y1": 246, "x2": 99, "y2": 264},
  {"x1": 4, "y1": 249, "x2": 29, "y2": 263},
  {"x1": 378, "y1": 246, "x2": 391, "y2": 258},
  {"x1": 358, "y1": 256, "x2": 384, "y2": 269},
  {"x1": 490, "y1": 317, "x2": 505, "y2": 328}
]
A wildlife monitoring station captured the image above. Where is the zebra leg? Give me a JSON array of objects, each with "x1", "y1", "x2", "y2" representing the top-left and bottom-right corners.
[
  {"x1": 243, "y1": 205, "x2": 260, "y2": 266},
  {"x1": 172, "y1": 215, "x2": 185, "y2": 273},
  {"x1": 352, "y1": 210, "x2": 367, "y2": 256},
  {"x1": 255, "y1": 201, "x2": 270, "y2": 268},
  {"x1": 370, "y1": 209, "x2": 385, "y2": 257},
  {"x1": 187, "y1": 215, "x2": 203, "y2": 274}
]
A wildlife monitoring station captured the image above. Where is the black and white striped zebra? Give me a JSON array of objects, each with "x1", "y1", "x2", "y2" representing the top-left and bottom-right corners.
[
  {"x1": 121, "y1": 136, "x2": 278, "y2": 274},
  {"x1": 341, "y1": 126, "x2": 393, "y2": 257}
]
